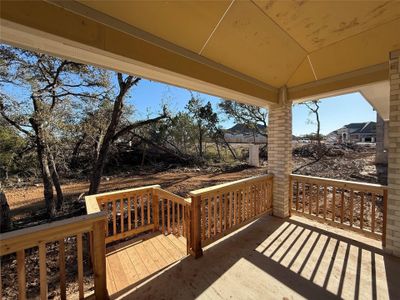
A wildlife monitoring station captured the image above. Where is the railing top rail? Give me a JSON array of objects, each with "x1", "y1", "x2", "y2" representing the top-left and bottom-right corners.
[
  {"x1": 155, "y1": 187, "x2": 191, "y2": 205},
  {"x1": 290, "y1": 174, "x2": 388, "y2": 193},
  {"x1": 86, "y1": 184, "x2": 161, "y2": 200},
  {"x1": 190, "y1": 174, "x2": 273, "y2": 197},
  {"x1": 0, "y1": 212, "x2": 105, "y2": 256}
]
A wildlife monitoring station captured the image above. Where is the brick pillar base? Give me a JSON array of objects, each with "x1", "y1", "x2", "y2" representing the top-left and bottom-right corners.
[
  {"x1": 268, "y1": 87, "x2": 292, "y2": 218},
  {"x1": 387, "y1": 50, "x2": 400, "y2": 257}
]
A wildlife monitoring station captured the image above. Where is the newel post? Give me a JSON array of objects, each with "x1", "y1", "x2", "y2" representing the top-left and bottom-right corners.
[
  {"x1": 93, "y1": 218, "x2": 108, "y2": 299},
  {"x1": 152, "y1": 190, "x2": 160, "y2": 231},
  {"x1": 190, "y1": 195, "x2": 203, "y2": 258}
]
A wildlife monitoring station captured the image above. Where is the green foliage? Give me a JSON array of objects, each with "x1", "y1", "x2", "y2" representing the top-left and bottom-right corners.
[
  {"x1": 219, "y1": 100, "x2": 267, "y2": 136},
  {"x1": 0, "y1": 123, "x2": 27, "y2": 178}
]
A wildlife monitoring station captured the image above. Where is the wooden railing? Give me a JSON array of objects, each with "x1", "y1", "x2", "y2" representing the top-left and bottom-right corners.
[
  {"x1": 85, "y1": 185, "x2": 191, "y2": 246},
  {"x1": 0, "y1": 213, "x2": 107, "y2": 300},
  {"x1": 189, "y1": 174, "x2": 273, "y2": 257},
  {"x1": 290, "y1": 174, "x2": 388, "y2": 243},
  {"x1": 86, "y1": 185, "x2": 159, "y2": 244}
]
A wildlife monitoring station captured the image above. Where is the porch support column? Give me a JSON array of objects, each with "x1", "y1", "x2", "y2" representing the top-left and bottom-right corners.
[
  {"x1": 268, "y1": 86, "x2": 292, "y2": 218},
  {"x1": 387, "y1": 50, "x2": 400, "y2": 257}
]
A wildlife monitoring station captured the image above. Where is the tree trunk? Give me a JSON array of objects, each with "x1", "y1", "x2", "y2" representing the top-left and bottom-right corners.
[
  {"x1": 215, "y1": 142, "x2": 221, "y2": 160},
  {"x1": 30, "y1": 118, "x2": 55, "y2": 217},
  {"x1": 89, "y1": 75, "x2": 130, "y2": 195},
  {"x1": 49, "y1": 151, "x2": 63, "y2": 210},
  {"x1": 198, "y1": 123, "x2": 203, "y2": 158},
  {"x1": 0, "y1": 191, "x2": 11, "y2": 232}
]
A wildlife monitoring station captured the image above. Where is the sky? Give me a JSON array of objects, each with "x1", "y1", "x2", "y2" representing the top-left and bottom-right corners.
[{"x1": 129, "y1": 79, "x2": 377, "y2": 136}]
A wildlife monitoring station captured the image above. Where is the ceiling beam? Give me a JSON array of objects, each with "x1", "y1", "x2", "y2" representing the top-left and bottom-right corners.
[
  {"x1": 288, "y1": 63, "x2": 388, "y2": 102},
  {"x1": 0, "y1": 0, "x2": 278, "y2": 107}
]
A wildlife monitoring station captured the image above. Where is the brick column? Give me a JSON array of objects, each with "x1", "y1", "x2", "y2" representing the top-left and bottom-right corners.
[
  {"x1": 387, "y1": 50, "x2": 400, "y2": 257},
  {"x1": 268, "y1": 87, "x2": 292, "y2": 218}
]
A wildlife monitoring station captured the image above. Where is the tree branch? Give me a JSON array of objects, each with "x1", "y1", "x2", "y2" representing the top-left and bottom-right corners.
[{"x1": 112, "y1": 109, "x2": 168, "y2": 141}]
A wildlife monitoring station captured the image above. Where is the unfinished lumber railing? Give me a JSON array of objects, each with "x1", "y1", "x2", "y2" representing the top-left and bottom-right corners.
[
  {"x1": 290, "y1": 174, "x2": 388, "y2": 243},
  {"x1": 189, "y1": 174, "x2": 273, "y2": 257},
  {"x1": 85, "y1": 185, "x2": 191, "y2": 247},
  {"x1": 0, "y1": 213, "x2": 107, "y2": 300},
  {"x1": 85, "y1": 185, "x2": 159, "y2": 244},
  {"x1": 156, "y1": 188, "x2": 190, "y2": 237}
]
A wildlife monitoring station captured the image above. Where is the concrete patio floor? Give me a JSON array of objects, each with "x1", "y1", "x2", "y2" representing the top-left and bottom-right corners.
[{"x1": 111, "y1": 214, "x2": 400, "y2": 300}]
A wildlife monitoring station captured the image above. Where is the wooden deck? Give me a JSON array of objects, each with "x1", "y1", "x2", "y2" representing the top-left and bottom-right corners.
[
  {"x1": 106, "y1": 233, "x2": 187, "y2": 296},
  {"x1": 109, "y1": 215, "x2": 400, "y2": 300}
]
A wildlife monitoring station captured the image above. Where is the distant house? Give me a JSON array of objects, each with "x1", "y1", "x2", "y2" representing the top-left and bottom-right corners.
[
  {"x1": 224, "y1": 124, "x2": 267, "y2": 144},
  {"x1": 328, "y1": 122, "x2": 376, "y2": 144}
]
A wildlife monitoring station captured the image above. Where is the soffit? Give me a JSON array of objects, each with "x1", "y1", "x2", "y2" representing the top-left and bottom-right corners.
[
  {"x1": 43, "y1": 0, "x2": 400, "y2": 93},
  {"x1": 78, "y1": 0, "x2": 231, "y2": 54},
  {"x1": 254, "y1": 0, "x2": 400, "y2": 52}
]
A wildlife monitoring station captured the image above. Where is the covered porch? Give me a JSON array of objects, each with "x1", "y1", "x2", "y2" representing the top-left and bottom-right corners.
[
  {"x1": 110, "y1": 215, "x2": 399, "y2": 300},
  {"x1": 1, "y1": 1, "x2": 400, "y2": 299}
]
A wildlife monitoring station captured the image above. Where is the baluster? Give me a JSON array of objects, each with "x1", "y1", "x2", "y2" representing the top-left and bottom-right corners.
[
  {"x1": 309, "y1": 184, "x2": 313, "y2": 215},
  {"x1": 201, "y1": 197, "x2": 206, "y2": 240},
  {"x1": 296, "y1": 181, "x2": 300, "y2": 211},
  {"x1": 112, "y1": 199, "x2": 117, "y2": 235},
  {"x1": 323, "y1": 185, "x2": 327, "y2": 219},
  {"x1": 207, "y1": 196, "x2": 211, "y2": 238},
  {"x1": 77, "y1": 233, "x2": 84, "y2": 299},
  {"x1": 167, "y1": 199, "x2": 171, "y2": 233},
  {"x1": 178, "y1": 203, "x2": 181, "y2": 235},
  {"x1": 229, "y1": 191, "x2": 233, "y2": 228},
  {"x1": 147, "y1": 192, "x2": 151, "y2": 225},
  {"x1": 371, "y1": 193, "x2": 376, "y2": 233},
  {"x1": 128, "y1": 196, "x2": 132, "y2": 231},
  {"x1": 39, "y1": 242, "x2": 47, "y2": 299},
  {"x1": 161, "y1": 199, "x2": 165, "y2": 234},
  {"x1": 340, "y1": 189, "x2": 345, "y2": 224},
  {"x1": 224, "y1": 192, "x2": 228, "y2": 230},
  {"x1": 134, "y1": 195, "x2": 138, "y2": 228},
  {"x1": 17, "y1": 250, "x2": 26, "y2": 300},
  {"x1": 316, "y1": 185, "x2": 320, "y2": 217},
  {"x1": 141, "y1": 193, "x2": 145, "y2": 227},
  {"x1": 233, "y1": 190, "x2": 237, "y2": 225},
  {"x1": 172, "y1": 200, "x2": 176, "y2": 234},
  {"x1": 332, "y1": 187, "x2": 336, "y2": 222},
  {"x1": 59, "y1": 239, "x2": 66, "y2": 300},
  {"x1": 219, "y1": 193, "x2": 223, "y2": 233},
  {"x1": 302, "y1": 182, "x2": 305, "y2": 213},
  {"x1": 120, "y1": 199, "x2": 124, "y2": 233},
  {"x1": 349, "y1": 190, "x2": 354, "y2": 227},
  {"x1": 214, "y1": 194, "x2": 217, "y2": 236},
  {"x1": 360, "y1": 192, "x2": 364, "y2": 229}
]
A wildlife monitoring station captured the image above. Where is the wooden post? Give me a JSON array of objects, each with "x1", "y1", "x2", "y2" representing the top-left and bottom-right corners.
[
  {"x1": 93, "y1": 219, "x2": 108, "y2": 299},
  {"x1": 152, "y1": 192, "x2": 160, "y2": 232},
  {"x1": 190, "y1": 195, "x2": 203, "y2": 258},
  {"x1": 185, "y1": 205, "x2": 191, "y2": 255},
  {"x1": 288, "y1": 176, "x2": 293, "y2": 217},
  {"x1": 382, "y1": 189, "x2": 388, "y2": 247}
]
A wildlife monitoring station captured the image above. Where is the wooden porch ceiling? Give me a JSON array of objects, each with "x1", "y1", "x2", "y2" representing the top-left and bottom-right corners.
[{"x1": 1, "y1": 1, "x2": 399, "y2": 107}]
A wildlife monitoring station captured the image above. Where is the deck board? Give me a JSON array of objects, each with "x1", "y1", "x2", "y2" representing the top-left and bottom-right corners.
[
  {"x1": 106, "y1": 233, "x2": 187, "y2": 296},
  {"x1": 112, "y1": 215, "x2": 400, "y2": 300}
]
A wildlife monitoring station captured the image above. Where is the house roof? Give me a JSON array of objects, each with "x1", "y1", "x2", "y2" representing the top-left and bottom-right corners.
[
  {"x1": 225, "y1": 124, "x2": 266, "y2": 134},
  {"x1": 343, "y1": 122, "x2": 376, "y2": 133}
]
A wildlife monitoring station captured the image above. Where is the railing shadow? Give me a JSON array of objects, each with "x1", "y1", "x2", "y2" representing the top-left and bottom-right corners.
[{"x1": 111, "y1": 215, "x2": 400, "y2": 300}]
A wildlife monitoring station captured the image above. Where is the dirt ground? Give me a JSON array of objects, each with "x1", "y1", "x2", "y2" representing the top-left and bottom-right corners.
[
  {"x1": 4, "y1": 145, "x2": 379, "y2": 224},
  {"x1": 5, "y1": 165, "x2": 267, "y2": 221}
]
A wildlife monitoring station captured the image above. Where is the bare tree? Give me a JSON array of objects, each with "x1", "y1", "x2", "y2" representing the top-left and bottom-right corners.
[
  {"x1": 88, "y1": 74, "x2": 168, "y2": 194},
  {"x1": 0, "y1": 45, "x2": 108, "y2": 216},
  {"x1": 303, "y1": 100, "x2": 322, "y2": 147}
]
